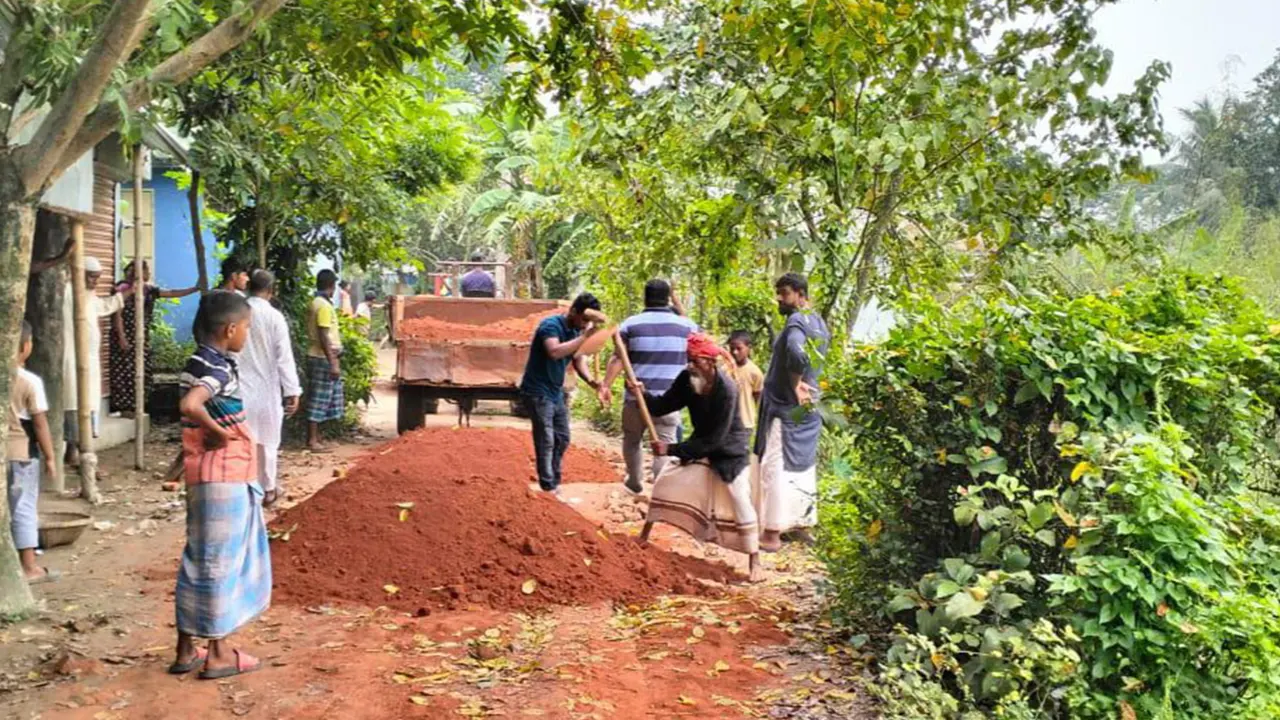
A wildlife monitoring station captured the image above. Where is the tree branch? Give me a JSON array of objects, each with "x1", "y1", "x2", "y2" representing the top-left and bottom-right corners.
[
  {"x1": 13, "y1": 0, "x2": 154, "y2": 196},
  {"x1": 0, "y1": 3, "x2": 33, "y2": 143},
  {"x1": 45, "y1": 0, "x2": 290, "y2": 189}
]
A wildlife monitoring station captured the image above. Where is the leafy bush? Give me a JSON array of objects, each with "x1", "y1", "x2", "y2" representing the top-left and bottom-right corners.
[
  {"x1": 821, "y1": 274, "x2": 1280, "y2": 718},
  {"x1": 572, "y1": 374, "x2": 623, "y2": 436},
  {"x1": 338, "y1": 314, "x2": 377, "y2": 407},
  {"x1": 149, "y1": 316, "x2": 194, "y2": 374}
]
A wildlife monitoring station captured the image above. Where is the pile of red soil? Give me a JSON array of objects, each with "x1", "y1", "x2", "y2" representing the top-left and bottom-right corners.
[
  {"x1": 399, "y1": 311, "x2": 549, "y2": 342},
  {"x1": 271, "y1": 427, "x2": 737, "y2": 612}
]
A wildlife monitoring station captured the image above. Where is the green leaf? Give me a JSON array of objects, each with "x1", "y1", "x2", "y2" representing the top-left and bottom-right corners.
[
  {"x1": 1002, "y1": 546, "x2": 1032, "y2": 571},
  {"x1": 934, "y1": 580, "x2": 962, "y2": 599},
  {"x1": 1028, "y1": 502, "x2": 1056, "y2": 529},
  {"x1": 970, "y1": 455, "x2": 1008, "y2": 477},
  {"x1": 944, "y1": 559, "x2": 976, "y2": 585},
  {"x1": 992, "y1": 593, "x2": 1024, "y2": 615},
  {"x1": 980, "y1": 531, "x2": 1002, "y2": 560},
  {"x1": 953, "y1": 504, "x2": 978, "y2": 526},
  {"x1": 1014, "y1": 381, "x2": 1041, "y2": 405},
  {"x1": 1035, "y1": 529, "x2": 1057, "y2": 547},
  {"x1": 887, "y1": 593, "x2": 917, "y2": 613},
  {"x1": 945, "y1": 591, "x2": 986, "y2": 621},
  {"x1": 494, "y1": 154, "x2": 538, "y2": 173}
]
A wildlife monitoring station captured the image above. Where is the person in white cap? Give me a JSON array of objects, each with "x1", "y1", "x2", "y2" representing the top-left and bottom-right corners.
[{"x1": 62, "y1": 255, "x2": 125, "y2": 467}]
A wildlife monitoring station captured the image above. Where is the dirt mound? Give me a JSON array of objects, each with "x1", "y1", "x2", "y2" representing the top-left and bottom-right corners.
[
  {"x1": 399, "y1": 311, "x2": 548, "y2": 342},
  {"x1": 271, "y1": 428, "x2": 737, "y2": 612}
]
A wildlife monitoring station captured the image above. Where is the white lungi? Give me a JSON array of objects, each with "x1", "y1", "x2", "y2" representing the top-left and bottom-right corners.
[{"x1": 759, "y1": 419, "x2": 817, "y2": 532}]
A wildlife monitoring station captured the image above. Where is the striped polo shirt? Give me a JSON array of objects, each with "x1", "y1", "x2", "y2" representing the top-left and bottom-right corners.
[{"x1": 618, "y1": 307, "x2": 699, "y2": 402}]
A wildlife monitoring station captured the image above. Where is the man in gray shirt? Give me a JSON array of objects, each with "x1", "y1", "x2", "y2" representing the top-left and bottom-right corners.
[{"x1": 755, "y1": 273, "x2": 829, "y2": 551}]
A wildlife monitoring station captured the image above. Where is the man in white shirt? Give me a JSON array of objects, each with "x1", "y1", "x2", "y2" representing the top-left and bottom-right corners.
[
  {"x1": 62, "y1": 256, "x2": 124, "y2": 466},
  {"x1": 239, "y1": 270, "x2": 301, "y2": 505},
  {"x1": 355, "y1": 291, "x2": 375, "y2": 322}
]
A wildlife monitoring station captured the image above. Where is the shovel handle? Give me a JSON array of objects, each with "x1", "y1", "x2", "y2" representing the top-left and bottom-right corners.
[{"x1": 613, "y1": 329, "x2": 660, "y2": 439}]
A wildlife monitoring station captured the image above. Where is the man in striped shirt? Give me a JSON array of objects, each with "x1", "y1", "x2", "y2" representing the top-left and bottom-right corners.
[{"x1": 602, "y1": 280, "x2": 699, "y2": 494}]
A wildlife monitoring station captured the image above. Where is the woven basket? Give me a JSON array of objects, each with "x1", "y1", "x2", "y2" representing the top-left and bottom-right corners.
[{"x1": 38, "y1": 511, "x2": 93, "y2": 549}]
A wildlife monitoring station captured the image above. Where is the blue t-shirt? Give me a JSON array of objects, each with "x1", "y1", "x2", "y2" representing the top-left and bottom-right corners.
[{"x1": 519, "y1": 315, "x2": 580, "y2": 400}]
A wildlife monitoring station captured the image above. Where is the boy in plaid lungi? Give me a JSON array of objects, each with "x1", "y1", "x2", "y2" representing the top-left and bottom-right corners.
[
  {"x1": 171, "y1": 291, "x2": 271, "y2": 680},
  {"x1": 305, "y1": 269, "x2": 345, "y2": 451}
]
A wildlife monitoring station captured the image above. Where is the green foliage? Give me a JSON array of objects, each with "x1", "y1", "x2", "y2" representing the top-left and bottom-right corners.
[
  {"x1": 149, "y1": 316, "x2": 194, "y2": 374},
  {"x1": 337, "y1": 315, "x2": 377, "y2": 408},
  {"x1": 821, "y1": 274, "x2": 1280, "y2": 717},
  {"x1": 572, "y1": 376, "x2": 622, "y2": 437},
  {"x1": 572, "y1": 0, "x2": 1169, "y2": 328}
]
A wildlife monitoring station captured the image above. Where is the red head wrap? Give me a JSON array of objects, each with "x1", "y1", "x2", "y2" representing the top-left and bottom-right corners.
[{"x1": 686, "y1": 332, "x2": 724, "y2": 360}]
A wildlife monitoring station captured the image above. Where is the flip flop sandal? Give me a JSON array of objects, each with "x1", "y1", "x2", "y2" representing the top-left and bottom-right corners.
[
  {"x1": 168, "y1": 647, "x2": 209, "y2": 675},
  {"x1": 27, "y1": 568, "x2": 63, "y2": 585},
  {"x1": 198, "y1": 649, "x2": 261, "y2": 680}
]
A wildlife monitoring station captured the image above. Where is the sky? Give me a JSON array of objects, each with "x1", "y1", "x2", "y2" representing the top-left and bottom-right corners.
[{"x1": 1093, "y1": 0, "x2": 1279, "y2": 156}]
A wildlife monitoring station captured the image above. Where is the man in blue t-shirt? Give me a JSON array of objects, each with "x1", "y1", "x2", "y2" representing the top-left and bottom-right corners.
[{"x1": 519, "y1": 293, "x2": 607, "y2": 496}]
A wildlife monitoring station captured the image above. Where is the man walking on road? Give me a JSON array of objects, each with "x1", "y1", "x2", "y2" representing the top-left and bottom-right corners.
[
  {"x1": 240, "y1": 271, "x2": 301, "y2": 505},
  {"x1": 305, "y1": 269, "x2": 345, "y2": 451},
  {"x1": 756, "y1": 273, "x2": 829, "y2": 552},
  {"x1": 601, "y1": 280, "x2": 698, "y2": 495},
  {"x1": 519, "y1": 294, "x2": 606, "y2": 499}
]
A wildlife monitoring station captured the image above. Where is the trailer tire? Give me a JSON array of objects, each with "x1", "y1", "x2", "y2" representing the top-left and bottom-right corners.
[
  {"x1": 510, "y1": 398, "x2": 530, "y2": 418},
  {"x1": 397, "y1": 386, "x2": 427, "y2": 434}
]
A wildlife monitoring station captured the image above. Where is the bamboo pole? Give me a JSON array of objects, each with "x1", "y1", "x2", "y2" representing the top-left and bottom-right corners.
[
  {"x1": 69, "y1": 220, "x2": 100, "y2": 505},
  {"x1": 611, "y1": 329, "x2": 658, "y2": 439},
  {"x1": 133, "y1": 145, "x2": 146, "y2": 469}
]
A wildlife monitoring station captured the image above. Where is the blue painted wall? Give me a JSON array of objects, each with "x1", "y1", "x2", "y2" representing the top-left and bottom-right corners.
[{"x1": 121, "y1": 169, "x2": 219, "y2": 342}]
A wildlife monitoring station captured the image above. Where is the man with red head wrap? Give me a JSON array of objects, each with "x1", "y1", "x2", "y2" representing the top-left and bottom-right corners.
[{"x1": 629, "y1": 333, "x2": 762, "y2": 581}]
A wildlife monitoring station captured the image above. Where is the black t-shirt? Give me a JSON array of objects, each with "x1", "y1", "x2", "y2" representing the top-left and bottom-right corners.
[{"x1": 644, "y1": 369, "x2": 750, "y2": 483}]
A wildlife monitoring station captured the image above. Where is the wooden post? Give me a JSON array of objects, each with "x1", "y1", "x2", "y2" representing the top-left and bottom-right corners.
[
  {"x1": 69, "y1": 220, "x2": 100, "y2": 505},
  {"x1": 133, "y1": 145, "x2": 146, "y2": 469}
]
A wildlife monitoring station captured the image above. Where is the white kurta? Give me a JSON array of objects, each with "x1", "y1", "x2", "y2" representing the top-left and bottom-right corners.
[
  {"x1": 238, "y1": 297, "x2": 302, "y2": 491},
  {"x1": 62, "y1": 283, "x2": 125, "y2": 412}
]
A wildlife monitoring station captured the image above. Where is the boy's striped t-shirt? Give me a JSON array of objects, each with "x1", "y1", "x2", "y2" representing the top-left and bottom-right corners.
[
  {"x1": 618, "y1": 307, "x2": 699, "y2": 402},
  {"x1": 179, "y1": 344, "x2": 256, "y2": 484}
]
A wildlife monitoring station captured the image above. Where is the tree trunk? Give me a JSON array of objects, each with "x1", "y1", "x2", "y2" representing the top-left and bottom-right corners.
[
  {"x1": 0, "y1": 190, "x2": 38, "y2": 614},
  {"x1": 27, "y1": 210, "x2": 68, "y2": 491},
  {"x1": 132, "y1": 146, "x2": 145, "y2": 469},
  {"x1": 189, "y1": 171, "x2": 208, "y2": 291},
  {"x1": 70, "y1": 220, "x2": 100, "y2": 505}
]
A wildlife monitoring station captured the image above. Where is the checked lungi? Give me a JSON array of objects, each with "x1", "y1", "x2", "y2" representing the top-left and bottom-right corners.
[
  {"x1": 306, "y1": 356, "x2": 346, "y2": 423},
  {"x1": 176, "y1": 481, "x2": 272, "y2": 638},
  {"x1": 647, "y1": 460, "x2": 760, "y2": 554}
]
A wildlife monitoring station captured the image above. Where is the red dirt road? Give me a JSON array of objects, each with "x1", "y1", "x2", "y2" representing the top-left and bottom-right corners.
[{"x1": 0, "y1": 382, "x2": 867, "y2": 719}]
